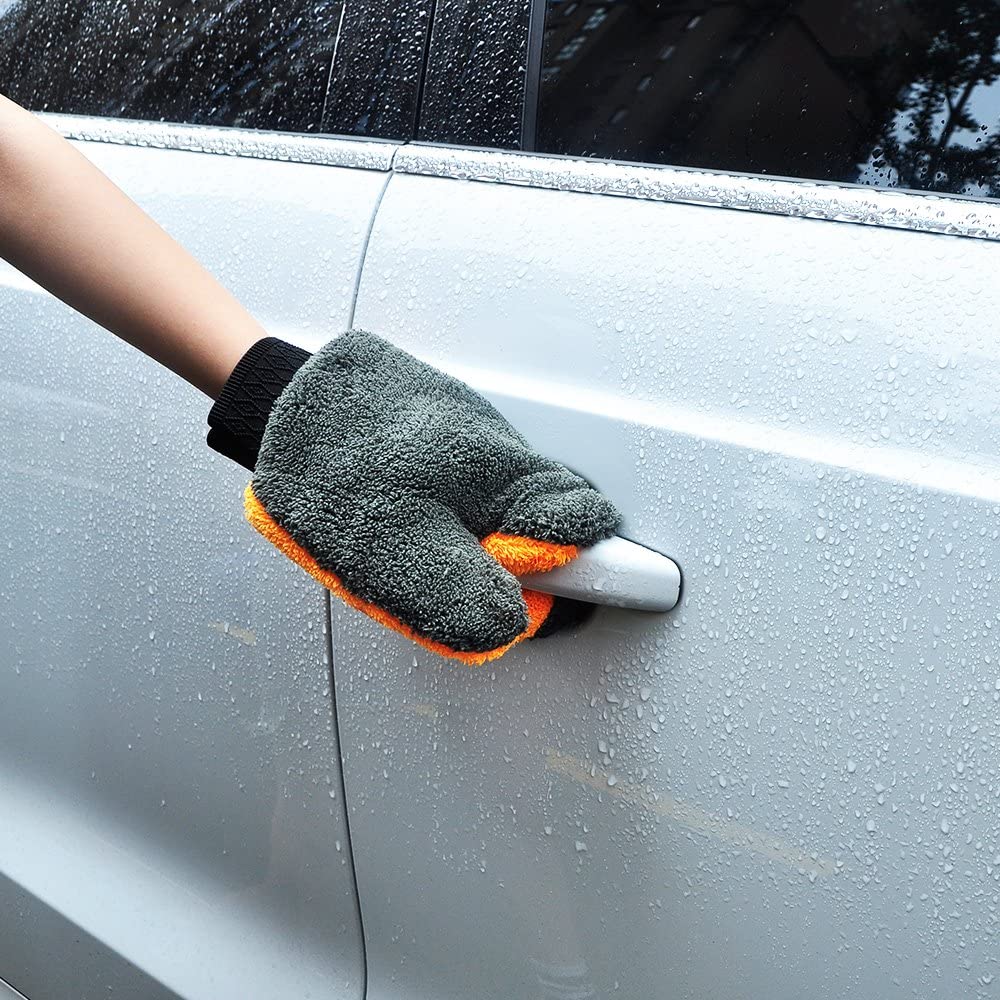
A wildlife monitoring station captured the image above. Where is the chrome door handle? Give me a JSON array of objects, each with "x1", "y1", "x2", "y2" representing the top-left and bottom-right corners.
[{"x1": 517, "y1": 537, "x2": 681, "y2": 613}]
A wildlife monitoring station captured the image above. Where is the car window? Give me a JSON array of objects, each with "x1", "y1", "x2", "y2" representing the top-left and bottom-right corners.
[
  {"x1": 323, "y1": 0, "x2": 430, "y2": 140},
  {"x1": 418, "y1": 0, "x2": 534, "y2": 150},
  {"x1": 0, "y1": 0, "x2": 425, "y2": 138},
  {"x1": 534, "y1": 0, "x2": 1000, "y2": 199}
]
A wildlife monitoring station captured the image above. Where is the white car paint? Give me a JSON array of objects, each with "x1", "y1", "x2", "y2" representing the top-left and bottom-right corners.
[
  {"x1": 2, "y1": 115, "x2": 998, "y2": 1000},
  {"x1": 338, "y1": 162, "x2": 1000, "y2": 999},
  {"x1": 0, "y1": 137, "x2": 383, "y2": 999}
]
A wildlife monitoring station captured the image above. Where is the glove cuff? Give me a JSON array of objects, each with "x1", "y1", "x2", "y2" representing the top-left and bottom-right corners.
[{"x1": 207, "y1": 336, "x2": 311, "y2": 470}]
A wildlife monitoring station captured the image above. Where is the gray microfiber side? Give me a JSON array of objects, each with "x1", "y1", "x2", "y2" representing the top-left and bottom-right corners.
[{"x1": 252, "y1": 330, "x2": 620, "y2": 653}]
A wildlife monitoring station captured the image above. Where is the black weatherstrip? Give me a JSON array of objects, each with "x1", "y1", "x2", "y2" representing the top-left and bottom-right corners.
[
  {"x1": 321, "y1": 0, "x2": 433, "y2": 140},
  {"x1": 417, "y1": 0, "x2": 535, "y2": 150},
  {"x1": 521, "y1": 0, "x2": 546, "y2": 151}
]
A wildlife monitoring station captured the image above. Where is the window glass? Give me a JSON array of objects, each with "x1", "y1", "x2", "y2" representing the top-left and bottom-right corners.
[
  {"x1": 536, "y1": 0, "x2": 1000, "y2": 198},
  {"x1": 323, "y1": 0, "x2": 430, "y2": 140},
  {"x1": 0, "y1": 0, "x2": 343, "y2": 132},
  {"x1": 418, "y1": 0, "x2": 533, "y2": 150}
]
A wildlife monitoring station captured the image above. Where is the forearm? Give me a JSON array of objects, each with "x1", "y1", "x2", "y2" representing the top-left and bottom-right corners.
[{"x1": 0, "y1": 95, "x2": 265, "y2": 398}]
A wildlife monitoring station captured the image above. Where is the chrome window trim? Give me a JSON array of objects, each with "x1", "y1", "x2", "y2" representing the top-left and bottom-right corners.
[
  {"x1": 44, "y1": 114, "x2": 1000, "y2": 240},
  {"x1": 44, "y1": 114, "x2": 399, "y2": 171},
  {"x1": 396, "y1": 143, "x2": 1000, "y2": 242}
]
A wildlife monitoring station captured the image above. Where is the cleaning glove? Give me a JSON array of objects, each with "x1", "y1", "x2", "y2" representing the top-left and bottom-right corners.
[{"x1": 208, "y1": 331, "x2": 620, "y2": 664}]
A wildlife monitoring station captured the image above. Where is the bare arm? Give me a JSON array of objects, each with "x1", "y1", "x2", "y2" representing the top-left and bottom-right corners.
[{"x1": 0, "y1": 95, "x2": 265, "y2": 398}]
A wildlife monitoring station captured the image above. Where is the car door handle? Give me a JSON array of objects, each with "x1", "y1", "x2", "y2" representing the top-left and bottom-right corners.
[{"x1": 517, "y1": 537, "x2": 681, "y2": 613}]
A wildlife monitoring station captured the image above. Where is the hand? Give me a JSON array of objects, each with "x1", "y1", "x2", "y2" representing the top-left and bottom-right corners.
[{"x1": 213, "y1": 331, "x2": 620, "y2": 664}]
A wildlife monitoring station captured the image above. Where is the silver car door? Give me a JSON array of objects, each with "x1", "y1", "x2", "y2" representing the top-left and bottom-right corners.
[
  {"x1": 332, "y1": 2, "x2": 1000, "y2": 995},
  {"x1": 0, "y1": 2, "x2": 429, "y2": 997},
  {"x1": 0, "y1": 131, "x2": 379, "y2": 1000},
  {"x1": 338, "y1": 144, "x2": 1000, "y2": 1000}
]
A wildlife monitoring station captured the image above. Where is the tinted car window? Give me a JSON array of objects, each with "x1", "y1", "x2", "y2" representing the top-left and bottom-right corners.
[
  {"x1": 418, "y1": 0, "x2": 533, "y2": 149},
  {"x1": 535, "y1": 0, "x2": 1000, "y2": 199},
  {"x1": 323, "y1": 0, "x2": 430, "y2": 140},
  {"x1": 0, "y1": 0, "x2": 341, "y2": 132}
]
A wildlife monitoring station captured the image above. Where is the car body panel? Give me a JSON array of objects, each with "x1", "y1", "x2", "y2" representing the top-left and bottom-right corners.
[
  {"x1": 0, "y1": 137, "x2": 381, "y2": 999},
  {"x1": 339, "y1": 164, "x2": 1000, "y2": 999},
  {"x1": 0, "y1": 978, "x2": 26, "y2": 1000}
]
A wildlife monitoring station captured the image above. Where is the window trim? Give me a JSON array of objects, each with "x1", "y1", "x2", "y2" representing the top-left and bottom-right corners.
[
  {"x1": 47, "y1": 114, "x2": 1000, "y2": 241},
  {"x1": 44, "y1": 114, "x2": 398, "y2": 170},
  {"x1": 395, "y1": 142, "x2": 1000, "y2": 242}
]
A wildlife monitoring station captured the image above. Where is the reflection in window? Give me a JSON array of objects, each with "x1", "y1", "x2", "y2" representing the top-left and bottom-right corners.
[
  {"x1": 536, "y1": 0, "x2": 1000, "y2": 199},
  {"x1": 0, "y1": 0, "x2": 343, "y2": 132}
]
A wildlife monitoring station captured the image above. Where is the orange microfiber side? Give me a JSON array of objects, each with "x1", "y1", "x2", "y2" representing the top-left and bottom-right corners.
[
  {"x1": 481, "y1": 532, "x2": 579, "y2": 576},
  {"x1": 244, "y1": 485, "x2": 554, "y2": 666}
]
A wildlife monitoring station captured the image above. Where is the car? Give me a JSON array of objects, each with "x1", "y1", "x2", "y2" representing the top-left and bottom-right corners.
[{"x1": 2, "y1": 1, "x2": 1000, "y2": 998}]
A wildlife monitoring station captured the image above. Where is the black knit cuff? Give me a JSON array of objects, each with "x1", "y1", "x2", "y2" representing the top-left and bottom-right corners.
[{"x1": 207, "y1": 337, "x2": 311, "y2": 470}]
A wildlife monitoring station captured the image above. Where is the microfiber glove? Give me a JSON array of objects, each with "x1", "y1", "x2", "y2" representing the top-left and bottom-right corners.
[{"x1": 212, "y1": 330, "x2": 620, "y2": 665}]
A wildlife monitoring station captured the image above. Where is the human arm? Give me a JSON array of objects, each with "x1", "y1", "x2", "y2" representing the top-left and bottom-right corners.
[
  {"x1": 0, "y1": 95, "x2": 620, "y2": 662},
  {"x1": 0, "y1": 93, "x2": 263, "y2": 398}
]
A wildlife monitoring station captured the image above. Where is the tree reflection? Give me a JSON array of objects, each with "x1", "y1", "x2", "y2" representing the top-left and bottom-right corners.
[{"x1": 863, "y1": 1, "x2": 1000, "y2": 196}]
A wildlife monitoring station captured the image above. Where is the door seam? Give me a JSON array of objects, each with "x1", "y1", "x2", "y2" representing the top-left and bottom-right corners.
[
  {"x1": 347, "y1": 164, "x2": 394, "y2": 329},
  {"x1": 0, "y1": 974, "x2": 29, "y2": 999},
  {"x1": 323, "y1": 592, "x2": 369, "y2": 1000},
  {"x1": 330, "y1": 148, "x2": 398, "y2": 1000}
]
